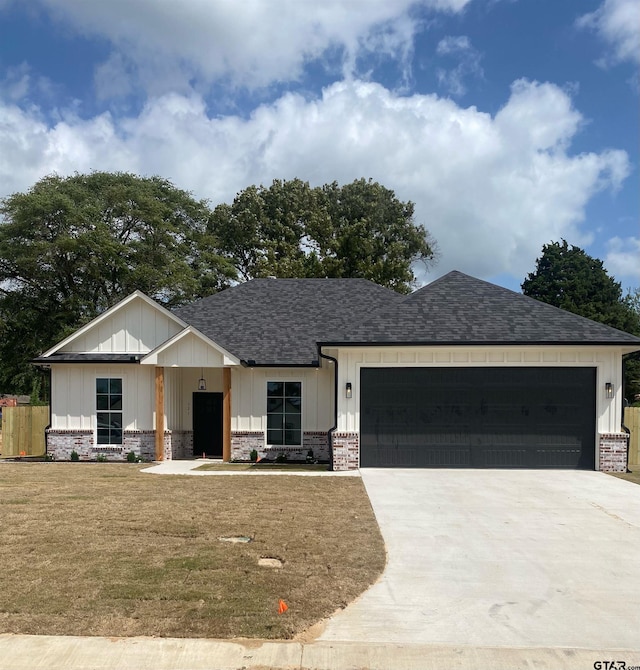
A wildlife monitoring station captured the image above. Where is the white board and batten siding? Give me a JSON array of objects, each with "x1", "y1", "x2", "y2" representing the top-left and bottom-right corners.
[
  {"x1": 51, "y1": 364, "x2": 155, "y2": 431},
  {"x1": 141, "y1": 329, "x2": 238, "y2": 368},
  {"x1": 230, "y1": 366, "x2": 334, "y2": 434},
  {"x1": 330, "y1": 345, "x2": 625, "y2": 435},
  {"x1": 59, "y1": 297, "x2": 183, "y2": 354},
  {"x1": 165, "y1": 367, "x2": 223, "y2": 432}
]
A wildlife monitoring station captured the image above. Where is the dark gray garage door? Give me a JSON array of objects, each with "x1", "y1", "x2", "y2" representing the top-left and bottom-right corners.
[{"x1": 360, "y1": 367, "x2": 596, "y2": 469}]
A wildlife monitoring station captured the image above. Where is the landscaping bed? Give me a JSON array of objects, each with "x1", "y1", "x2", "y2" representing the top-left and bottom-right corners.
[
  {"x1": 0, "y1": 463, "x2": 384, "y2": 639},
  {"x1": 194, "y1": 462, "x2": 330, "y2": 472}
]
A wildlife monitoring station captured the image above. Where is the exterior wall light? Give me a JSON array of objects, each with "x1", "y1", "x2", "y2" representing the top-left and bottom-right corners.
[
  {"x1": 605, "y1": 382, "x2": 613, "y2": 398},
  {"x1": 198, "y1": 368, "x2": 207, "y2": 391},
  {"x1": 345, "y1": 382, "x2": 352, "y2": 398}
]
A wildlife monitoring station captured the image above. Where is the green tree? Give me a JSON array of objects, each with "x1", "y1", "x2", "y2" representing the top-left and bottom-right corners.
[
  {"x1": 625, "y1": 288, "x2": 640, "y2": 404},
  {"x1": 522, "y1": 240, "x2": 640, "y2": 400},
  {"x1": 211, "y1": 177, "x2": 436, "y2": 293},
  {"x1": 0, "y1": 172, "x2": 234, "y2": 394}
]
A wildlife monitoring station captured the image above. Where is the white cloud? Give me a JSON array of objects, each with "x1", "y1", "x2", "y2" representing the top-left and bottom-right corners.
[
  {"x1": 605, "y1": 237, "x2": 640, "y2": 284},
  {"x1": 577, "y1": 0, "x2": 640, "y2": 66},
  {"x1": 436, "y1": 35, "x2": 472, "y2": 55},
  {"x1": 0, "y1": 78, "x2": 630, "y2": 285},
  {"x1": 24, "y1": 0, "x2": 472, "y2": 95},
  {"x1": 0, "y1": 62, "x2": 54, "y2": 103},
  {"x1": 435, "y1": 35, "x2": 483, "y2": 97}
]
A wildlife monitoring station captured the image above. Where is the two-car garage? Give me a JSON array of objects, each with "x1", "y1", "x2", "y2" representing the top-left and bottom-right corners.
[{"x1": 360, "y1": 367, "x2": 596, "y2": 469}]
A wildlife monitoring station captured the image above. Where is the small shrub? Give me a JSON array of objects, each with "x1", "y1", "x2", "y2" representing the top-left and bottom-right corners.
[
  {"x1": 70, "y1": 451, "x2": 79, "y2": 462},
  {"x1": 306, "y1": 449, "x2": 314, "y2": 463},
  {"x1": 275, "y1": 452, "x2": 287, "y2": 463},
  {"x1": 126, "y1": 451, "x2": 137, "y2": 463},
  {"x1": 249, "y1": 449, "x2": 258, "y2": 462},
  {"x1": 96, "y1": 454, "x2": 108, "y2": 463}
]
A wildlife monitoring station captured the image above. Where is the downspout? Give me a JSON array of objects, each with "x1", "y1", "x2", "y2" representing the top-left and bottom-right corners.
[
  {"x1": 42, "y1": 366, "x2": 52, "y2": 460},
  {"x1": 318, "y1": 347, "x2": 338, "y2": 470}
]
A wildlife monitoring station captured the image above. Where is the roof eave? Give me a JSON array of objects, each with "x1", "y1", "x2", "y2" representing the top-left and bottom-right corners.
[
  {"x1": 240, "y1": 360, "x2": 320, "y2": 368},
  {"x1": 318, "y1": 340, "x2": 640, "y2": 348}
]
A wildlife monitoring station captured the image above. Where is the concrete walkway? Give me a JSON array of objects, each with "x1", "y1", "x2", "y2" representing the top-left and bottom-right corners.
[
  {"x1": 141, "y1": 459, "x2": 360, "y2": 476},
  {"x1": 320, "y1": 469, "x2": 640, "y2": 650},
  {"x1": 1, "y1": 634, "x2": 639, "y2": 670}
]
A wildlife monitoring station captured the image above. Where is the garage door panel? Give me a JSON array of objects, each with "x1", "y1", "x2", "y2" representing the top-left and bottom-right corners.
[{"x1": 360, "y1": 367, "x2": 596, "y2": 469}]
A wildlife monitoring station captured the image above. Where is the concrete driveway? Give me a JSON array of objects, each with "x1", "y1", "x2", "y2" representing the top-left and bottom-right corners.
[{"x1": 319, "y1": 469, "x2": 640, "y2": 650}]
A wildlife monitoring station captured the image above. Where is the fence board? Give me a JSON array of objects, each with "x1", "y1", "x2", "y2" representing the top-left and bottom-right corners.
[
  {"x1": 625, "y1": 407, "x2": 640, "y2": 466},
  {"x1": 0, "y1": 406, "x2": 49, "y2": 458}
]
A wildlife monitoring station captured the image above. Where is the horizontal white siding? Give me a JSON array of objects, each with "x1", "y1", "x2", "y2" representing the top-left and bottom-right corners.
[{"x1": 333, "y1": 345, "x2": 625, "y2": 435}]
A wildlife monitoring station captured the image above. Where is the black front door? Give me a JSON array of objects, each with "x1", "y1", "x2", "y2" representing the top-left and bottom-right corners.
[{"x1": 193, "y1": 392, "x2": 223, "y2": 458}]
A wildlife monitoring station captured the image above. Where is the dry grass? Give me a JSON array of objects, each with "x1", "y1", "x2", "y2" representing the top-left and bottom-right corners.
[
  {"x1": 0, "y1": 463, "x2": 385, "y2": 639},
  {"x1": 609, "y1": 465, "x2": 640, "y2": 486}
]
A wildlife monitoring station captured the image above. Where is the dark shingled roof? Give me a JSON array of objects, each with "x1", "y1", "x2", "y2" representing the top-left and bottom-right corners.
[
  {"x1": 325, "y1": 271, "x2": 640, "y2": 346},
  {"x1": 173, "y1": 272, "x2": 640, "y2": 365},
  {"x1": 173, "y1": 278, "x2": 403, "y2": 365}
]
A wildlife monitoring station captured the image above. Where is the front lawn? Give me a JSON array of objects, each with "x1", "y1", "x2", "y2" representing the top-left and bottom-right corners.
[
  {"x1": 0, "y1": 463, "x2": 384, "y2": 639},
  {"x1": 609, "y1": 465, "x2": 640, "y2": 486}
]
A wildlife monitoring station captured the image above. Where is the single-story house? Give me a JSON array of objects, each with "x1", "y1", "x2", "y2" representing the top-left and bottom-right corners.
[{"x1": 34, "y1": 271, "x2": 640, "y2": 471}]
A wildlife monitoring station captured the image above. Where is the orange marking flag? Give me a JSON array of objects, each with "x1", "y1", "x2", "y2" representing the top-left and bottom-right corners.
[{"x1": 278, "y1": 599, "x2": 288, "y2": 614}]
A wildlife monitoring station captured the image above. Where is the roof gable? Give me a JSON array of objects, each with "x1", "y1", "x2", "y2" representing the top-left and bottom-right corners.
[
  {"x1": 140, "y1": 327, "x2": 240, "y2": 367},
  {"x1": 41, "y1": 291, "x2": 187, "y2": 357}
]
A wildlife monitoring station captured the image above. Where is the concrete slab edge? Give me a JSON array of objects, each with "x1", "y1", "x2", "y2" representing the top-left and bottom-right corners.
[{"x1": 1, "y1": 635, "x2": 639, "y2": 670}]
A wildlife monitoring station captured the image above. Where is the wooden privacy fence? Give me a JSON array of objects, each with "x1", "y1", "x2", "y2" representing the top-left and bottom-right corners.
[
  {"x1": 626, "y1": 407, "x2": 640, "y2": 466},
  {"x1": 0, "y1": 406, "x2": 49, "y2": 458}
]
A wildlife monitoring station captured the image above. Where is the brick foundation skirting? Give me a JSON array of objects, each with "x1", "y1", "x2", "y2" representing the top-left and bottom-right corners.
[
  {"x1": 598, "y1": 433, "x2": 628, "y2": 473},
  {"x1": 231, "y1": 431, "x2": 330, "y2": 462},
  {"x1": 303, "y1": 431, "x2": 330, "y2": 461},
  {"x1": 332, "y1": 431, "x2": 359, "y2": 471},
  {"x1": 47, "y1": 429, "x2": 182, "y2": 461},
  {"x1": 170, "y1": 430, "x2": 194, "y2": 459},
  {"x1": 46, "y1": 430, "x2": 93, "y2": 461}
]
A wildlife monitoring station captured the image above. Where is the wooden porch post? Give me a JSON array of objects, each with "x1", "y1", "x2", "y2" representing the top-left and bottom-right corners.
[
  {"x1": 155, "y1": 367, "x2": 165, "y2": 461},
  {"x1": 223, "y1": 367, "x2": 231, "y2": 462}
]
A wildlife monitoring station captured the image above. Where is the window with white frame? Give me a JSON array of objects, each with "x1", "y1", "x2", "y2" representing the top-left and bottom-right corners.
[
  {"x1": 96, "y1": 378, "x2": 123, "y2": 445},
  {"x1": 267, "y1": 381, "x2": 301, "y2": 446}
]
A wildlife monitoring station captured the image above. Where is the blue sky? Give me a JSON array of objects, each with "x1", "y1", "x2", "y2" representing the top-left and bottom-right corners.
[{"x1": 0, "y1": 0, "x2": 638, "y2": 291}]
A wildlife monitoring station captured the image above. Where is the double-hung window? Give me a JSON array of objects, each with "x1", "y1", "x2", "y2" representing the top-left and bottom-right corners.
[
  {"x1": 267, "y1": 381, "x2": 301, "y2": 446},
  {"x1": 96, "y1": 378, "x2": 123, "y2": 445}
]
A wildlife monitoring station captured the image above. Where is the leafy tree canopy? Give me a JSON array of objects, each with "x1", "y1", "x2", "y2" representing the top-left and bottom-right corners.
[
  {"x1": 522, "y1": 240, "x2": 640, "y2": 400},
  {"x1": 522, "y1": 240, "x2": 639, "y2": 333},
  {"x1": 0, "y1": 173, "x2": 437, "y2": 395},
  {"x1": 211, "y1": 178, "x2": 436, "y2": 293},
  {"x1": 0, "y1": 172, "x2": 234, "y2": 393}
]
